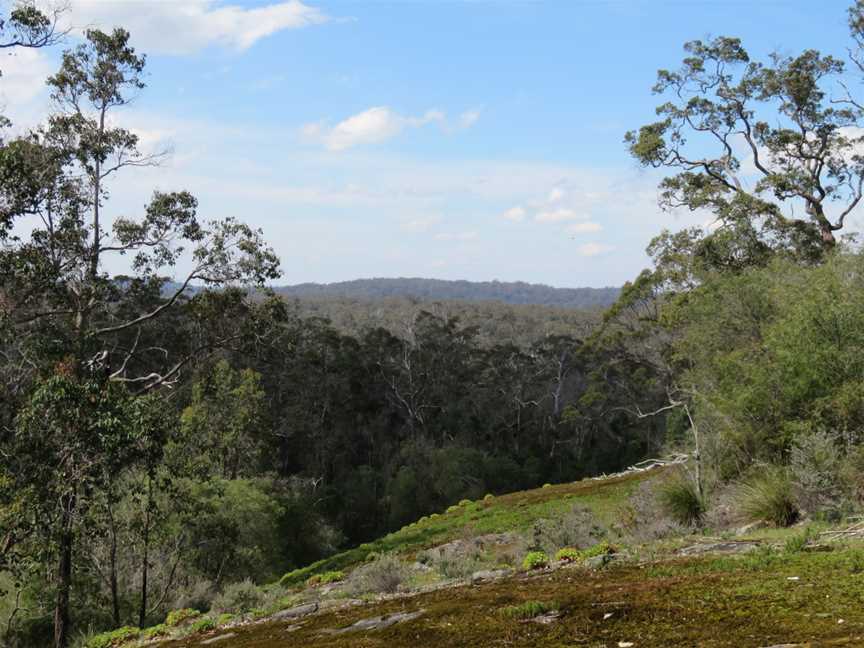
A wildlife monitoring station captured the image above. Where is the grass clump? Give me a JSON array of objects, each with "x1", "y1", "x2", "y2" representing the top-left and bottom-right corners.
[
  {"x1": 521, "y1": 551, "x2": 549, "y2": 570},
  {"x1": 739, "y1": 467, "x2": 799, "y2": 527},
  {"x1": 318, "y1": 570, "x2": 345, "y2": 584},
  {"x1": 165, "y1": 608, "x2": 200, "y2": 627},
  {"x1": 216, "y1": 613, "x2": 235, "y2": 625},
  {"x1": 85, "y1": 626, "x2": 139, "y2": 648},
  {"x1": 658, "y1": 474, "x2": 704, "y2": 526},
  {"x1": 554, "y1": 547, "x2": 581, "y2": 563},
  {"x1": 499, "y1": 600, "x2": 559, "y2": 620},
  {"x1": 783, "y1": 527, "x2": 814, "y2": 553}
]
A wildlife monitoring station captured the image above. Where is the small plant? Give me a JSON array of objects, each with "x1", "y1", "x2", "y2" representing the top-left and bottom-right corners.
[
  {"x1": 739, "y1": 467, "x2": 800, "y2": 527},
  {"x1": 446, "y1": 504, "x2": 461, "y2": 514},
  {"x1": 555, "y1": 547, "x2": 582, "y2": 563},
  {"x1": 365, "y1": 550, "x2": 381, "y2": 562},
  {"x1": 783, "y1": 527, "x2": 814, "y2": 553},
  {"x1": 430, "y1": 513, "x2": 440, "y2": 519},
  {"x1": 459, "y1": 499, "x2": 473, "y2": 506},
  {"x1": 521, "y1": 551, "x2": 549, "y2": 570},
  {"x1": 499, "y1": 600, "x2": 559, "y2": 620},
  {"x1": 166, "y1": 608, "x2": 200, "y2": 627},
  {"x1": 189, "y1": 617, "x2": 216, "y2": 634},
  {"x1": 305, "y1": 574, "x2": 322, "y2": 587},
  {"x1": 217, "y1": 613, "x2": 235, "y2": 625},
  {"x1": 659, "y1": 474, "x2": 704, "y2": 526},
  {"x1": 211, "y1": 578, "x2": 266, "y2": 614},
  {"x1": 581, "y1": 540, "x2": 614, "y2": 559},
  {"x1": 142, "y1": 624, "x2": 170, "y2": 640},
  {"x1": 318, "y1": 570, "x2": 345, "y2": 584},
  {"x1": 418, "y1": 516, "x2": 429, "y2": 523},
  {"x1": 346, "y1": 553, "x2": 407, "y2": 595},
  {"x1": 484, "y1": 494, "x2": 494, "y2": 501},
  {"x1": 542, "y1": 483, "x2": 552, "y2": 489},
  {"x1": 85, "y1": 627, "x2": 140, "y2": 648},
  {"x1": 848, "y1": 550, "x2": 864, "y2": 574}
]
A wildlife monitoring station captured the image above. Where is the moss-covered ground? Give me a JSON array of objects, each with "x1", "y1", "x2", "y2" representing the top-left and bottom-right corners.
[
  {"x1": 279, "y1": 471, "x2": 651, "y2": 586},
  {"x1": 166, "y1": 545, "x2": 864, "y2": 647}
]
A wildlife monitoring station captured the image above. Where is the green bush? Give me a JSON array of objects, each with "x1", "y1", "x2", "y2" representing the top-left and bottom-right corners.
[
  {"x1": 521, "y1": 551, "x2": 549, "y2": 570},
  {"x1": 499, "y1": 600, "x2": 559, "y2": 619},
  {"x1": 345, "y1": 554, "x2": 407, "y2": 595},
  {"x1": 211, "y1": 578, "x2": 266, "y2": 614},
  {"x1": 166, "y1": 608, "x2": 200, "y2": 627},
  {"x1": 446, "y1": 504, "x2": 460, "y2": 514},
  {"x1": 739, "y1": 467, "x2": 799, "y2": 527},
  {"x1": 217, "y1": 613, "x2": 236, "y2": 626},
  {"x1": 458, "y1": 499, "x2": 473, "y2": 506},
  {"x1": 658, "y1": 475, "x2": 704, "y2": 526},
  {"x1": 483, "y1": 494, "x2": 494, "y2": 501},
  {"x1": 142, "y1": 624, "x2": 170, "y2": 639},
  {"x1": 319, "y1": 570, "x2": 345, "y2": 584},
  {"x1": 580, "y1": 540, "x2": 614, "y2": 559},
  {"x1": 783, "y1": 527, "x2": 814, "y2": 554},
  {"x1": 542, "y1": 483, "x2": 552, "y2": 489},
  {"x1": 188, "y1": 617, "x2": 216, "y2": 634},
  {"x1": 554, "y1": 547, "x2": 581, "y2": 563},
  {"x1": 85, "y1": 626, "x2": 139, "y2": 648}
]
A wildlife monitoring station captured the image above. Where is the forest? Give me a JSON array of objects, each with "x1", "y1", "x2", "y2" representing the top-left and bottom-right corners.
[{"x1": 4, "y1": 1, "x2": 864, "y2": 647}]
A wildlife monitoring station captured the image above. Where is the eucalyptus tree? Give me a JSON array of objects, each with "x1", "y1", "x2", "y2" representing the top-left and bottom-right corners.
[
  {"x1": 0, "y1": 28, "x2": 279, "y2": 647},
  {"x1": 626, "y1": 35, "x2": 864, "y2": 255},
  {"x1": 0, "y1": 1, "x2": 64, "y2": 51}
]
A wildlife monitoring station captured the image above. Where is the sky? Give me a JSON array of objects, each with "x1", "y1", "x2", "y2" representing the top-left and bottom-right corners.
[{"x1": 2, "y1": 0, "x2": 859, "y2": 288}]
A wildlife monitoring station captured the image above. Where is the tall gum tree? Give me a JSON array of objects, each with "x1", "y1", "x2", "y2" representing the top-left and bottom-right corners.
[
  {"x1": 626, "y1": 34, "x2": 864, "y2": 254},
  {"x1": 0, "y1": 28, "x2": 280, "y2": 648}
]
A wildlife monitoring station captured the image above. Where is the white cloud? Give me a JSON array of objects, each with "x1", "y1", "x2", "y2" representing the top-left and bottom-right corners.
[
  {"x1": 502, "y1": 206, "x2": 526, "y2": 222},
  {"x1": 577, "y1": 242, "x2": 614, "y2": 257},
  {"x1": 67, "y1": 0, "x2": 329, "y2": 55},
  {"x1": 547, "y1": 187, "x2": 565, "y2": 202},
  {"x1": 534, "y1": 208, "x2": 584, "y2": 223},
  {"x1": 303, "y1": 106, "x2": 446, "y2": 151},
  {"x1": 0, "y1": 48, "x2": 53, "y2": 110},
  {"x1": 458, "y1": 109, "x2": 481, "y2": 130},
  {"x1": 435, "y1": 231, "x2": 478, "y2": 241},
  {"x1": 566, "y1": 222, "x2": 602, "y2": 234},
  {"x1": 401, "y1": 216, "x2": 441, "y2": 232}
]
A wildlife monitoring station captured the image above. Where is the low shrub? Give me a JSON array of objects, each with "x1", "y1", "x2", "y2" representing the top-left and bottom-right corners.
[
  {"x1": 446, "y1": 505, "x2": 460, "y2": 514},
  {"x1": 619, "y1": 479, "x2": 686, "y2": 542},
  {"x1": 345, "y1": 554, "x2": 407, "y2": 595},
  {"x1": 165, "y1": 608, "x2": 200, "y2": 627},
  {"x1": 499, "y1": 600, "x2": 559, "y2": 620},
  {"x1": 484, "y1": 494, "x2": 494, "y2": 501},
  {"x1": 542, "y1": 483, "x2": 552, "y2": 489},
  {"x1": 319, "y1": 570, "x2": 345, "y2": 584},
  {"x1": 554, "y1": 547, "x2": 581, "y2": 563},
  {"x1": 783, "y1": 527, "x2": 814, "y2": 554},
  {"x1": 211, "y1": 579, "x2": 266, "y2": 615},
  {"x1": 658, "y1": 473, "x2": 704, "y2": 526},
  {"x1": 739, "y1": 466, "x2": 800, "y2": 527},
  {"x1": 188, "y1": 617, "x2": 216, "y2": 634},
  {"x1": 531, "y1": 504, "x2": 605, "y2": 555},
  {"x1": 217, "y1": 613, "x2": 235, "y2": 625},
  {"x1": 85, "y1": 626, "x2": 139, "y2": 648},
  {"x1": 142, "y1": 624, "x2": 170, "y2": 640},
  {"x1": 581, "y1": 540, "x2": 613, "y2": 559},
  {"x1": 458, "y1": 499, "x2": 473, "y2": 507},
  {"x1": 521, "y1": 551, "x2": 549, "y2": 570}
]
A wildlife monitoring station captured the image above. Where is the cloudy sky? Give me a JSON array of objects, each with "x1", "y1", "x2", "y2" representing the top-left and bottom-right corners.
[{"x1": 2, "y1": 0, "x2": 856, "y2": 287}]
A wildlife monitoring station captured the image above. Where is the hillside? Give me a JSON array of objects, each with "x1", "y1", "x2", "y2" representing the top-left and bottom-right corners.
[
  {"x1": 274, "y1": 278, "x2": 620, "y2": 309},
  {"x1": 103, "y1": 463, "x2": 864, "y2": 648}
]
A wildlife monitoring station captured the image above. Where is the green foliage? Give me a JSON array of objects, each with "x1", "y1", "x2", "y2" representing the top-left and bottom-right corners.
[
  {"x1": 658, "y1": 475, "x2": 704, "y2": 526},
  {"x1": 521, "y1": 551, "x2": 549, "y2": 571},
  {"x1": 318, "y1": 570, "x2": 345, "y2": 585},
  {"x1": 188, "y1": 617, "x2": 216, "y2": 634},
  {"x1": 554, "y1": 547, "x2": 581, "y2": 563},
  {"x1": 345, "y1": 554, "x2": 407, "y2": 595},
  {"x1": 499, "y1": 600, "x2": 559, "y2": 620},
  {"x1": 210, "y1": 579, "x2": 265, "y2": 615},
  {"x1": 739, "y1": 468, "x2": 800, "y2": 527},
  {"x1": 216, "y1": 613, "x2": 235, "y2": 626},
  {"x1": 783, "y1": 528, "x2": 814, "y2": 554},
  {"x1": 142, "y1": 624, "x2": 170, "y2": 639},
  {"x1": 580, "y1": 541, "x2": 613, "y2": 559},
  {"x1": 84, "y1": 626, "x2": 139, "y2": 648},
  {"x1": 165, "y1": 608, "x2": 200, "y2": 627}
]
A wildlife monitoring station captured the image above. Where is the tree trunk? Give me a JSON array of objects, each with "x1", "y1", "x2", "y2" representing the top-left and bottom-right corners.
[
  {"x1": 106, "y1": 500, "x2": 120, "y2": 627},
  {"x1": 54, "y1": 495, "x2": 75, "y2": 648},
  {"x1": 138, "y1": 478, "x2": 152, "y2": 629}
]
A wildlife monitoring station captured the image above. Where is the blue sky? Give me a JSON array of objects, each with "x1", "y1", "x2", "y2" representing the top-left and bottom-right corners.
[{"x1": 4, "y1": 0, "x2": 858, "y2": 287}]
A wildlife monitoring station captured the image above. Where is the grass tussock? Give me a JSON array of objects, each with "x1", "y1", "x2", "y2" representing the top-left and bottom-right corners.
[
  {"x1": 738, "y1": 466, "x2": 799, "y2": 527},
  {"x1": 658, "y1": 473, "x2": 704, "y2": 527},
  {"x1": 499, "y1": 600, "x2": 559, "y2": 620}
]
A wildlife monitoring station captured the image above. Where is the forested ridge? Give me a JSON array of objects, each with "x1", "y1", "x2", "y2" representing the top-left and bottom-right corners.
[
  {"x1": 6, "y1": 1, "x2": 864, "y2": 647},
  {"x1": 273, "y1": 278, "x2": 620, "y2": 309}
]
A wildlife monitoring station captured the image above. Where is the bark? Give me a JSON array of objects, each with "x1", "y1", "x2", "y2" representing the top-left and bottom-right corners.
[{"x1": 54, "y1": 494, "x2": 75, "y2": 648}]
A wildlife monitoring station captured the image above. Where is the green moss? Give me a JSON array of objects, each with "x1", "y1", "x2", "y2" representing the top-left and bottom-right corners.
[
  {"x1": 499, "y1": 600, "x2": 559, "y2": 620},
  {"x1": 85, "y1": 626, "x2": 139, "y2": 648}
]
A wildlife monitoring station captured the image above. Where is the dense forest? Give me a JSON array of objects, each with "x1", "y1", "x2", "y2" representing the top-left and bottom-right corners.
[
  {"x1": 5, "y1": 1, "x2": 864, "y2": 647},
  {"x1": 274, "y1": 278, "x2": 620, "y2": 309}
]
